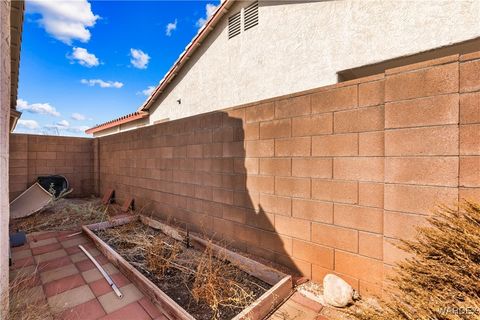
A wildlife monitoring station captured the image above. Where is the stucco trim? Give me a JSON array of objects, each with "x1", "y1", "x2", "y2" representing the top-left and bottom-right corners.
[
  {"x1": 85, "y1": 111, "x2": 149, "y2": 134},
  {"x1": 9, "y1": 108, "x2": 21, "y2": 132}
]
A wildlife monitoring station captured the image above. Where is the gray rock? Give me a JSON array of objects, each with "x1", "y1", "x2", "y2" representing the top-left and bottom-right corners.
[{"x1": 323, "y1": 274, "x2": 355, "y2": 307}]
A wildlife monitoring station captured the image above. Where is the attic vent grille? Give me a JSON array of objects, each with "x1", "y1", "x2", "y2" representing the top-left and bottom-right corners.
[
  {"x1": 244, "y1": 1, "x2": 258, "y2": 31},
  {"x1": 228, "y1": 12, "x2": 241, "y2": 39}
]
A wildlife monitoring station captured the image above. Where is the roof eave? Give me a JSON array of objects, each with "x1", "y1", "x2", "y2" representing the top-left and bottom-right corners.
[
  {"x1": 85, "y1": 111, "x2": 149, "y2": 134},
  {"x1": 138, "y1": 0, "x2": 235, "y2": 112},
  {"x1": 10, "y1": 0, "x2": 24, "y2": 112}
]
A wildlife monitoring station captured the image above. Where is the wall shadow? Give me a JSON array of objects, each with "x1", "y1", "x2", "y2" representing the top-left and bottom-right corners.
[{"x1": 98, "y1": 110, "x2": 301, "y2": 279}]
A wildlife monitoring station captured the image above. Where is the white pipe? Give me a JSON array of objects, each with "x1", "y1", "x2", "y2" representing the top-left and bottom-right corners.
[
  {"x1": 78, "y1": 245, "x2": 123, "y2": 298},
  {"x1": 66, "y1": 231, "x2": 82, "y2": 238}
]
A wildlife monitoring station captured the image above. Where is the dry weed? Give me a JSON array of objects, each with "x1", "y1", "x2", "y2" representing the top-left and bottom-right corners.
[
  {"x1": 6, "y1": 268, "x2": 52, "y2": 320},
  {"x1": 192, "y1": 243, "x2": 255, "y2": 319},
  {"x1": 11, "y1": 198, "x2": 109, "y2": 233},
  {"x1": 145, "y1": 237, "x2": 182, "y2": 277},
  {"x1": 97, "y1": 222, "x2": 264, "y2": 320},
  {"x1": 353, "y1": 200, "x2": 480, "y2": 320},
  {"x1": 98, "y1": 222, "x2": 186, "y2": 277}
]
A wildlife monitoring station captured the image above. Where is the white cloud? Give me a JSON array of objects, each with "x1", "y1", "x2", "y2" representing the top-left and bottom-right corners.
[
  {"x1": 17, "y1": 98, "x2": 60, "y2": 117},
  {"x1": 71, "y1": 113, "x2": 87, "y2": 121},
  {"x1": 57, "y1": 120, "x2": 70, "y2": 127},
  {"x1": 17, "y1": 119, "x2": 40, "y2": 130},
  {"x1": 68, "y1": 47, "x2": 99, "y2": 67},
  {"x1": 70, "y1": 112, "x2": 87, "y2": 121},
  {"x1": 196, "y1": 3, "x2": 218, "y2": 29},
  {"x1": 166, "y1": 19, "x2": 177, "y2": 36},
  {"x1": 130, "y1": 48, "x2": 150, "y2": 69},
  {"x1": 139, "y1": 85, "x2": 156, "y2": 97},
  {"x1": 81, "y1": 79, "x2": 124, "y2": 88},
  {"x1": 27, "y1": 0, "x2": 99, "y2": 44}
]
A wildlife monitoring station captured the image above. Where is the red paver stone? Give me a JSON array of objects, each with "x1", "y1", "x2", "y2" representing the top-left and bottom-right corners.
[
  {"x1": 65, "y1": 242, "x2": 96, "y2": 255},
  {"x1": 31, "y1": 242, "x2": 62, "y2": 255},
  {"x1": 30, "y1": 232, "x2": 58, "y2": 242},
  {"x1": 12, "y1": 256, "x2": 34, "y2": 268},
  {"x1": 38, "y1": 256, "x2": 72, "y2": 272},
  {"x1": 290, "y1": 292, "x2": 324, "y2": 313},
  {"x1": 121, "y1": 197, "x2": 134, "y2": 212},
  {"x1": 43, "y1": 274, "x2": 86, "y2": 297},
  {"x1": 89, "y1": 273, "x2": 130, "y2": 297},
  {"x1": 58, "y1": 298, "x2": 106, "y2": 320},
  {"x1": 75, "y1": 255, "x2": 109, "y2": 272},
  {"x1": 11, "y1": 244, "x2": 30, "y2": 252},
  {"x1": 138, "y1": 297, "x2": 162, "y2": 319},
  {"x1": 98, "y1": 302, "x2": 151, "y2": 320},
  {"x1": 102, "y1": 188, "x2": 115, "y2": 205},
  {"x1": 60, "y1": 235, "x2": 90, "y2": 248},
  {"x1": 57, "y1": 231, "x2": 82, "y2": 241}
]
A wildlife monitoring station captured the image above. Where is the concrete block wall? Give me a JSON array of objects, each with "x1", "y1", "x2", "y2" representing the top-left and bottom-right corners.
[
  {"x1": 9, "y1": 134, "x2": 94, "y2": 199},
  {"x1": 459, "y1": 52, "x2": 480, "y2": 201},
  {"x1": 96, "y1": 52, "x2": 480, "y2": 295},
  {"x1": 7, "y1": 52, "x2": 479, "y2": 296}
]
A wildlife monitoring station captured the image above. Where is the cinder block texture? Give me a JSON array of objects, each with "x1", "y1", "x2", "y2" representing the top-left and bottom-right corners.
[
  {"x1": 10, "y1": 52, "x2": 480, "y2": 297},
  {"x1": 9, "y1": 134, "x2": 94, "y2": 199}
]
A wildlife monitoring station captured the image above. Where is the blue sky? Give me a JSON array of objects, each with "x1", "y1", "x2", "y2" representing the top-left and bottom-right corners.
[{"x1": 15, "y1": 0, "x2": 220, "y2": 136}]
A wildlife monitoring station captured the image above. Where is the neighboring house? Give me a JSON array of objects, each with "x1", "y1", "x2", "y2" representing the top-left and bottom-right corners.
[{"x1": 86, "y1": 0, "x2": 480, "y2": 137}]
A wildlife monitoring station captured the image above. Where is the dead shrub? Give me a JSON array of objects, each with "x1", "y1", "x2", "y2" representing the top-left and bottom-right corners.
[
  {"x1": 353, "y1": 200, "x2": 480, "y2": 320},
  {"x1": 7, "y1": 268, "x2": 52, "y2": 320},
  {"x1": 145, "y1": 237, "x2": 182, "y2": 277},
  {"x1": 97, "y1": 222, "x2": 264, "y2": 320},
  {"x1": 192, "y1": 243, "x2": 255, "y2": 319}
]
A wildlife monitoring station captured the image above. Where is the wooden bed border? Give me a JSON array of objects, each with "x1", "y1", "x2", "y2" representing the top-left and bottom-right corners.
[{"x1": 83, "y1": 215, "x2": 293, "y2": 320}]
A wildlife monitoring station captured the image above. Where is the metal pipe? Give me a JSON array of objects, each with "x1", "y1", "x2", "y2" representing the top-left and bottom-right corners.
[{"x1": 78, "y1": 245, "x2": 123, "y2": 298}]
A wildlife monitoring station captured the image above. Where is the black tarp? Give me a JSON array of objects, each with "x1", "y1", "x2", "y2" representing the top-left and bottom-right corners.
[{"x1": 37, "y1": 175, "x2": 69, "y2": 197}]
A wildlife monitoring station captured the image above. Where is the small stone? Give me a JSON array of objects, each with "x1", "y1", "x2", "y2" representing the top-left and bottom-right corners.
[{"x1": 323, "y1": 274, "x2": 354, "y2": 307}]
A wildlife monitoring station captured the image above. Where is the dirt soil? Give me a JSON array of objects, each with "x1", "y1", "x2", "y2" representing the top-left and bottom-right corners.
[{"x1": 95, "y1": 222, "x2": 272, "y2": 320}]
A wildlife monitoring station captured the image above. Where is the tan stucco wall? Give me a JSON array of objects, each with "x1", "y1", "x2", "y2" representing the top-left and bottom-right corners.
[
  {"x1": 148, "y1": 0, "x2": 480, "y2": 123},
  {"x1": 0, "y1": 0, "x2": 10, "y2": 316}
]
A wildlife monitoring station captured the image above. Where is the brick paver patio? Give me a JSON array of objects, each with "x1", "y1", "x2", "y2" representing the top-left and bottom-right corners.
[
  {"x1": 10, "y1": 229, "x2": 332, "y2": 320},
  {"x1": 10, "y1": 230, "x2": 167, "y2": 320},
  {"x1": 267, "y1": 291, "x2": 326, "y2": 320}
]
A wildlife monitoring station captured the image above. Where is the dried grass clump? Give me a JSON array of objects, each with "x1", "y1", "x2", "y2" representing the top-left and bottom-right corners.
[
  {"x1": 11, "y1": 198, "x2": 109, "y2": 233},
  {"x1": 97, "y1": 222, "x2": 263, "y2": 319},
  {"x1": 145, "y1": 237, "x2": 182, "y2": 277},
  {"x1": 192, "y1": 244, "x2": 255, "y2": 318},
  {"x1": 353, "y1": 200, "x2": 480, "y2": 320},
  {"x1": 99, "y1": 222, "x2": 184, "y2": 278},
  {"x1": 6, "y1": 270, "x2": 52, "y2": 320}
]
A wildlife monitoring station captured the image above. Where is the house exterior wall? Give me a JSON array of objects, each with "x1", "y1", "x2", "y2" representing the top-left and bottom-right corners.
[
  {"x1": 0, "y1": 0, "x2": 10, "y2": 315},
  {"x1": 95, "y1": 52, "x2": 480, "y2": 295},
  {"x1": 147, "y1": 0, "x2": 480, "y2": 125},
  {"x1": 9, "y1": 134, "x2": 95, "y2": 200}
]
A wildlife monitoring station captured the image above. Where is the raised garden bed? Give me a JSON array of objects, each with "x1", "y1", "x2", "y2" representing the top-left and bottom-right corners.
[{"x1": 82, "y1": 215, "x2": 292, "y2": 320}]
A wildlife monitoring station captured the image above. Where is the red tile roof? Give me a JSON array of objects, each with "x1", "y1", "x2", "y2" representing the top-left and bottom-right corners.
[
  {"x1": 87, "y1": 0, "x2": 235, "y2": 135},
  {"x1": 85, "y1": 111, "x2": 149, "y2": 134}
]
